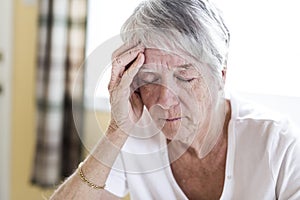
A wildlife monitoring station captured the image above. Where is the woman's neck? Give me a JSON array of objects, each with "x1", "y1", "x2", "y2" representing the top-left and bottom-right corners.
[
  {"x1": 192, "y1": 99, "x2": 231, "y2": 159},
  {"x1": 168, "y1": 100, "x2": 231, "y2": 161}
]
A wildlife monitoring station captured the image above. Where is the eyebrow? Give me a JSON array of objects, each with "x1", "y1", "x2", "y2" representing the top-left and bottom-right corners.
[
  {"x1": 140, "y1": 63, "x2": 193, "y2": 72},
  {"x1": 174, "y1": 64, "x2": 193, "y2": 70}
]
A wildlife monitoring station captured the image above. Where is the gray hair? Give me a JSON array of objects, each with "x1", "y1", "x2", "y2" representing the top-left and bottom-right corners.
[{"x1": 121, "y1": 0, "x2": 230, "y2": 83}]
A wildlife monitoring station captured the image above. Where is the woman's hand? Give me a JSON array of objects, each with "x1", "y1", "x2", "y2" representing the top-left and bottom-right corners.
[{"x1": 108, "y1": 43, "x2": 145, "y2": 134}]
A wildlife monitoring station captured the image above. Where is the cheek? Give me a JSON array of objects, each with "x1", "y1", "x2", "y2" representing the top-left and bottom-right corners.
[
  {"x1": 194, "y1": 82, "x2": 210, "y2": 103},
  {"x1": 139, "y1": 85, "x2": 159, "y2": 108},
  {"x1": 180, "y1": 79, "x2": 213, "y2": 122},
  {"x1": 185, "y1": 79, "x2": 210, "y2": 104}
]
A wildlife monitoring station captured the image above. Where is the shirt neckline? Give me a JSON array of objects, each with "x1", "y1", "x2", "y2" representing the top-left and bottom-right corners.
[{"x1": 162, "y1": 95, "x2": 237, "y2": 199}]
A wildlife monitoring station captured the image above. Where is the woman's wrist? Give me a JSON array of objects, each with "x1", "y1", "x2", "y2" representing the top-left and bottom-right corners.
[
  {"x1": 106, "y1": 121, "x2": 129, "y2": 145},
  {"x1": 77, "y1": 161, "x2": 106, "y2": 190}
]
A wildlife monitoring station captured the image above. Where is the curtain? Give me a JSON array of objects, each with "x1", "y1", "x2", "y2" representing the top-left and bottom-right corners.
[{"x1": 31, "y1": 0, "x2": 87, "y2": 187}]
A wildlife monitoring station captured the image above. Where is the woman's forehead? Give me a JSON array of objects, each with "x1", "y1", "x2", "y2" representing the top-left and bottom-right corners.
[
  {"x1": 144, "y1": 48, "x2": 190, "y2": 67},
  {"x1": 142, "y1": 48, "x2": 206, "y2": 73}
]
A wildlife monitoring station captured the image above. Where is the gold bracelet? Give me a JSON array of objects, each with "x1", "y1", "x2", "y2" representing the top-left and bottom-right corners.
[{"x1": 78, "y1": 162, "x2": 106, "y2": 190}]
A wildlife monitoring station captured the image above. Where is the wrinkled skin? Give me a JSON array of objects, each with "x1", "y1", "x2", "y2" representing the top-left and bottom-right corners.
[{"x1": 109, "y1": 46, "x2": 225, "y2": 153}]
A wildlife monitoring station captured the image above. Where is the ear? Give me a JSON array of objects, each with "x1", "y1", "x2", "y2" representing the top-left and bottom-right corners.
[{"x1": 222, "y1": 66, "x2": 227, "y2": 83}]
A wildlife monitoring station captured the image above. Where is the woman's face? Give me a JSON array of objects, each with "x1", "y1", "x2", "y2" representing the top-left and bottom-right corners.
[{"x1": 135, "y1": 48, "x2": 217, "y2": 142}]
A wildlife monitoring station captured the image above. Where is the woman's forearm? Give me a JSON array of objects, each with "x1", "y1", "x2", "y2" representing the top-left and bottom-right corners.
[{"x1": 49, "y1": 126, "x2": 128, "y2": 200}]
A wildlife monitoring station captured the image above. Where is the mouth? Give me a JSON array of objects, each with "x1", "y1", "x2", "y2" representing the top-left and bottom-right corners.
[{"x1": 165, "y1": 117, "x2": 181, "y2": 122}]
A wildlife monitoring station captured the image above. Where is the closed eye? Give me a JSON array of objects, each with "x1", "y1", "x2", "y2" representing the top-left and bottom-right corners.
[
  {"x1": 141, "y1": 78, "x2": 160, "y2": 83},
  {"x1": 176, "y1": 76, "x2": 195, "y2": 82},
  {"x1": 138, "y1": 72, "x2": 160, "y2": 83}
]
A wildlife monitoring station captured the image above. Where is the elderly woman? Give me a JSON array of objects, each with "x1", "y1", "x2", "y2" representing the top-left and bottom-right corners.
[{"x1": 50, "y1": 0, "x2": 300, "y2": 199}]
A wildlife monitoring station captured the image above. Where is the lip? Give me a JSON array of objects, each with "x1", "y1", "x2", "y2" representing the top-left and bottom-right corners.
[{"x1": 165, "y1": 117, "x2": 181, "y2": 122}]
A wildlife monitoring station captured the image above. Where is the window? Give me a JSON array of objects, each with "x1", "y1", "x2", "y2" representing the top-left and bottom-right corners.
[
  {"x1": 85, "y1": 0, "x2": 143, "y2": 111},
  {"x1": 85, "y1": 0, "x2": 300, "y2": 111}
]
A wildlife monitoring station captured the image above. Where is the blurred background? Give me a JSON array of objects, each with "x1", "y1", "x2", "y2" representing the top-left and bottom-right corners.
[{"x1": 0, "y1": 0, "x2": 299, "y2": 200}]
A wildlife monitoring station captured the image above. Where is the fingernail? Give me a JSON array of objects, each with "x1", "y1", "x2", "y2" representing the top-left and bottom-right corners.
[{"x1": 138, "y1": 53, "x2": 144, "y2": 62}]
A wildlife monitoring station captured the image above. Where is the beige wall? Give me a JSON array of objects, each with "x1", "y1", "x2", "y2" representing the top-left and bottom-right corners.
[
  {"x1": 83, "y1": 111, "x2": 111, "y2": 155},
  {"x1": 10, "y1": 0, "x2": 54, "y2": 199},
  {"x1": 10, "y1": 1, "x2": 129, "y2": 199},
  {"x1": 84, "y1": 111, "x2": 130, "y2": 200}
]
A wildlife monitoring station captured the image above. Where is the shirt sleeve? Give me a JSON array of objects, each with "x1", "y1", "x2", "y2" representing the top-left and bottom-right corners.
[
  {"x1": 105, "y1": 152, "x2": 129, "y2": 198},
  {"x1": 275, "y1": 125, "x2": 300, "y2": 200}
]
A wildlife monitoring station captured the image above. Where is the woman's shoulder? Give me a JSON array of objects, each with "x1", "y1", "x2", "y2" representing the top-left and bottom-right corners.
[
  {"x1": 229, "y1": 92, "x2": 287, "y2": 123},
  {"x1": 228, "y1": 91, "x2": 299, "y2": 147}
]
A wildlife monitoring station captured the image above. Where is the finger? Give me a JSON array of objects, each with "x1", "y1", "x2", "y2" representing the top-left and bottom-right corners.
[
  {"x1": 111, "y1": 45, "x2": 144, "y2": 83},
  {"x1": 112, "y1": 42, "x2": 138, "y2": 60},
  {"x1": 109, "y1": 47, "x2": 144, "y2": 91},
  {"x1": 112, "y1": 44, "x2": 144, "y2": 69},
  {"x1": 119, "y1": 53, "x2": 145, "y2": 89}
]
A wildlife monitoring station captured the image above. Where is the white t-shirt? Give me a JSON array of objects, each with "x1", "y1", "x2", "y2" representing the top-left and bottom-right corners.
[{"x1": 105, "y1": 94, "x2": 300, "y2": 200}]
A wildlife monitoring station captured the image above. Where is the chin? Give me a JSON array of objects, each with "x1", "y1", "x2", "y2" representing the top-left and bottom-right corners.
[
  {"x1": 161, "y1": 129, "x2": 177, "y2": 140},
  {"x1": 162, "y1": 126, "x2": 196, "y2": 144},
  {"x1": 154, "y1": 118, "x2": 198, "y2": 142},
  {"x1": 163, "y1": 132, "x2": 177, "y2": 141}
]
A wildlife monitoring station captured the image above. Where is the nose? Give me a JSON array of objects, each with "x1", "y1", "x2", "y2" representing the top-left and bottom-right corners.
[{"x1": 156, "y1": 85, "x2": 179, "y2": 110}]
